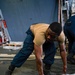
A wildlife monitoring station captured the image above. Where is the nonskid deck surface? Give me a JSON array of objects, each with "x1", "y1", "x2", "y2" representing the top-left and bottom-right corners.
[{"x1": 0, "y1": 47, "x2": 75, "y2": 75}]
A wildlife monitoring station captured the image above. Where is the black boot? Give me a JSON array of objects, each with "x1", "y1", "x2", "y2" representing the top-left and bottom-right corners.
[
  {"x1": 5, "y1": 70, "x2": 13, "y2": 75},
  {"x1": 43, "y1": 64, "x2": 51, "y2": 75},
  {"x1": 5, "y1": 65, "x2": 15, "y2": 75},
  {"x1": 67, "y1": 53, "x2": 75, "y2": 64}
]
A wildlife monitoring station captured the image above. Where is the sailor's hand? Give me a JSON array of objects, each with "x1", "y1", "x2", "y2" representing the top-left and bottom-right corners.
[{"x1": 63, "y1": 65, "x2": 67, "y2": 74}]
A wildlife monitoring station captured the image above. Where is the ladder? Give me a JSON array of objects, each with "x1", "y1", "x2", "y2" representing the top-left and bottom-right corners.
[{"x1": 0, "y1": 9, "x2": 11, "y2": 45}]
